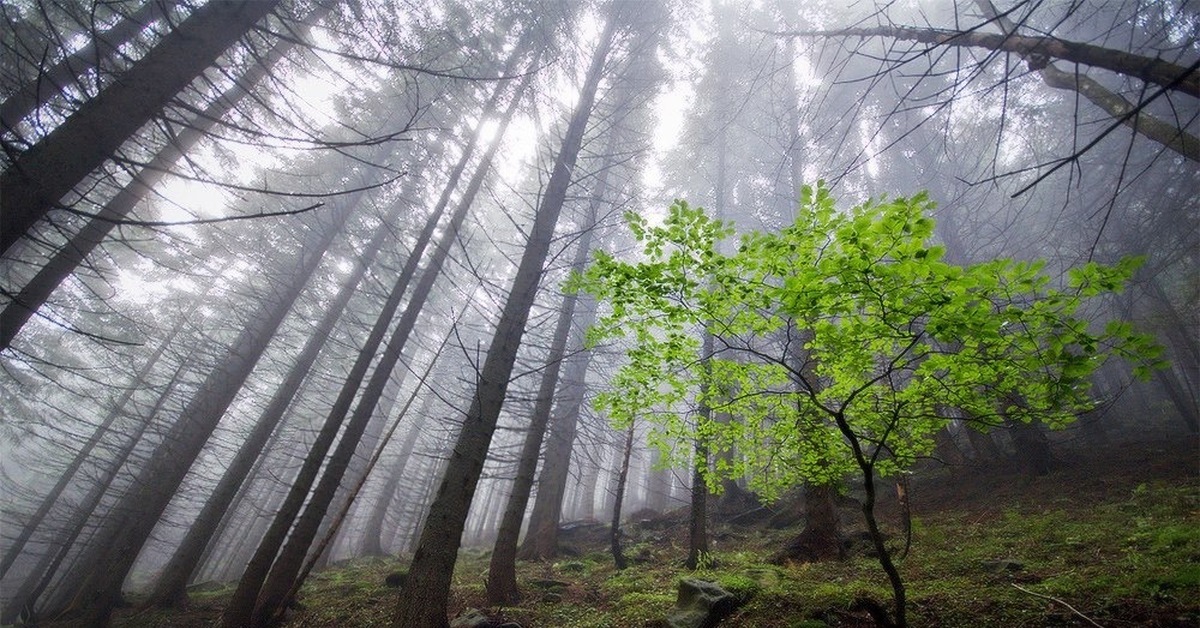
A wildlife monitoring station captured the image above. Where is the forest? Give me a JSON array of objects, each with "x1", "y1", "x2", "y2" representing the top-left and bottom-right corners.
[{"x1": 0, "y1": 0, "x2": 1196, "y2": 627}]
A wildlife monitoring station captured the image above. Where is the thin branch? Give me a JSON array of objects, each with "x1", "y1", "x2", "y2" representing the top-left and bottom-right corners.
[
  {"x1": 1010, "y1": 583, "x2": 1105, "y2": 628},
  {"x1": 56, "y1": 202, "x2": 325, "y2": 227}
]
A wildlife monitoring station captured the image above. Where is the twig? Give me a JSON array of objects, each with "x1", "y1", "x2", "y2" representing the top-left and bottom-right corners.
[{"x1": 1011, "y1": 583, "x2": 1105, "y2": 627}]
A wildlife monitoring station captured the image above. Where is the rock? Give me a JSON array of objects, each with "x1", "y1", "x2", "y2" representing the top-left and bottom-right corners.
[
  {"x1": 384, "y1": 571, "x2": 407, "y2": 588},
  {"x1": 666, "y1": 579, "x2": 741, "y2": 628},
  {"x1": 449, "y1": 608, "x2": 492, "y2": 628}
]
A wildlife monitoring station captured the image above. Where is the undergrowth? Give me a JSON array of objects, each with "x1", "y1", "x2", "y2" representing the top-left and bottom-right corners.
[
  {"x1": 274, "y1": 479, "x2": 1198, "y2": 627},
  {"x1": 71, "y1": 455, "x2": 1197, "y2": 628}
]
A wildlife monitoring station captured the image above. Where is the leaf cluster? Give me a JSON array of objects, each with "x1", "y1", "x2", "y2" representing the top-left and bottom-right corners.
[{"x1": 572, "y1": 183, "x2": 1164, "y2": 500}]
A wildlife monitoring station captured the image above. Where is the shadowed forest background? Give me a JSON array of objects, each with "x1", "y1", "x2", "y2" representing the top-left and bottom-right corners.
[{"x1": 0, "y1": 0, "x2": 1196, "y2": 627}]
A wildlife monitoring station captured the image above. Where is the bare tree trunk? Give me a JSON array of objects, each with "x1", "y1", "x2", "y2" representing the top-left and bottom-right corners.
[
  {"x1": 393, "y1": 10, "x2": 621, "y2": 625},
  {"x1": 0, "y1": 0, "x2": 280, "y2": 254},
  {"x1": 359, "y1": 407, "x2": 430, "y2": 557},
  {"x1": 271, "y1": 327, "x2": 456, "y2": 622},
  {"x1": 974, "y1": 0, "x2": 1198, "y2": 161},
  {"x1": 575, "y1": 456, "x2": 600, "y2": 521},
  {"x1": 610, "y1": 423, "x2": 636, "y2": 570},
  {"x1": 227, "y1": 64, "x2": 537, "y2": 628},
  {"x1": 643, "y1": 448, "x2": 669, "y2": 513},
  {"x1": 516, "y1": 296, "x2": 596, "y2": 560}
]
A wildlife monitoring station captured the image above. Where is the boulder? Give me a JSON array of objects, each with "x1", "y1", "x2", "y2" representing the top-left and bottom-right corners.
[
  {"x1": 447, "y1": 609, "x2": 523, "y2": 628},
  {"x1": 449, "y1": 608, "x2": 492, "y2": 628},
  {"x1": 666, "y1": 579, "x2": 741, "y2": 628}
]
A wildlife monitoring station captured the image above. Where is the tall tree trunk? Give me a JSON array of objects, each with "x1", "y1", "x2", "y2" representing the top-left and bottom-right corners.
[
  {"x1": 610, "y1": 422, "x2": 636, "y2": 570},
  {"x1": 0, "y1": 3, "x2": 328, "y2": 350},
  {"x1": 393, "y1": 9, "x2": 622, "y2": 625},
  {"x1": 576, "y1": 455, "x2": 601, "y2": 521},
  {"x1": 144, "y1": 176, "x2": 401, "y2": 608},
  {"x1": 516, "y1": 297, "x2": 596, "y2": 560},
  {"x1": 644, "y1": 448, "x2": 669, "y2": 513},
  {"x1": 271, "y1": 325, "x2": 457, "y2": 622},
  {"x1": 0, "y1": 0, "x2": 280, "y2": 254},
  {"x1": 686, "y1": 331, "x2": 714, "y2": 570},
  {"x1": 486, "y1": 141, "x2": 612, "y2": 605},
  {"x1": 0, "y1": 1, "x2": 166, "y2": 131},
  {"x1": 47, "y1": 190, "x2": 352, "y2": 626}
]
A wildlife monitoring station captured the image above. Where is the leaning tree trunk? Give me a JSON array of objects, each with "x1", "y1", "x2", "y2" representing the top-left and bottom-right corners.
[
  {"x1": 144, "y1": 175, "x2": 401, "y2": 608},
  {"x1": 485, "y1": 140, "x2": 614, "y2": 603},
  {"x1": 0, "y1": 357, "x2": 186, "y2": 626},
  {"x1": 0, "y1": 0, "x2": 280, "y2": 254},
  {"x1": 0, "y1": 295, "x2": 197, "y2": 579},
  {"x1": 516, "y1": 295, "x2": 597, "y2": 560},
  {"x1": 47, "y1": 191, "x2": 352, "y2": 626},
  {"x1": 229, "y1": 63, "x2": 537, "y2": 628},
  {"x1": 359, "y1": 398, "x2": 433, "y2": 557},
  {"x1": 393, "y1": 10, "x2": 622, "y2": 626},
  {"x1": 0, "y1": 0, "x2": 167, "y2": 131},
  {"x1": 273, "y1": 324, "x2": 458, "y2": 621},
  {"x1": 0, "y1": 3, "x2": 329, "y2": 350}
]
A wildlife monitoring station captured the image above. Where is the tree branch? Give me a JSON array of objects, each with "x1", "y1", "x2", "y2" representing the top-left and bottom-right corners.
[{"x1": 775, "y1": 25, "x2": 1198, "y2": 97}]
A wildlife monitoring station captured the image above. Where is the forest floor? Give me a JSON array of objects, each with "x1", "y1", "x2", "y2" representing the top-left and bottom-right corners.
[{"x1": 47, "y1": 435, "x2": 1199, "y2": 627}]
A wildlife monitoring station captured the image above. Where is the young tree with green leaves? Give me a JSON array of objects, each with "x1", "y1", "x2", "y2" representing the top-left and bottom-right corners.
[{"x1": 573, "y1": 183, "x2": 1163, "y2": 628}]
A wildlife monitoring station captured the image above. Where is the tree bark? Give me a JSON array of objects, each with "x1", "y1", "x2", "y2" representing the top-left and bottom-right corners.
[
  {"x1": 686, "y1": 331, "x2": 714, "y2": 570},
  {"x1": 393, "y1": 9, "x2": 621, "y2": 625},
  {"x1": 0, "y1": 0, "x2": 280, "y2": 254},
  {"x1": 359, "y1": 406, "x2": 430, "y2": 557},
  {"x1": 485, "y1": 231, "x2": 593, "y2": 602},
  {"x1": 486, "y1": 127, "x2": 617, "y2": 604},
  {"x1": 516, "y1": 294, "x2": 596, "y2": 560},
  {"x1": 1, "y1": 356, "x2": 185, "y2": 625},
  {"x1": 784, "y1": 25, "x2": 1198, "y2": 97},
  {"x1": 271, "y1": 324, "x2": 457, "y2": 623},
  {"x1": 973, "y1": 0, "x2": 1199, "y2": 162},
  {"x1": 0, "y1": 296, "x2": 195, "y2": 579}
]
